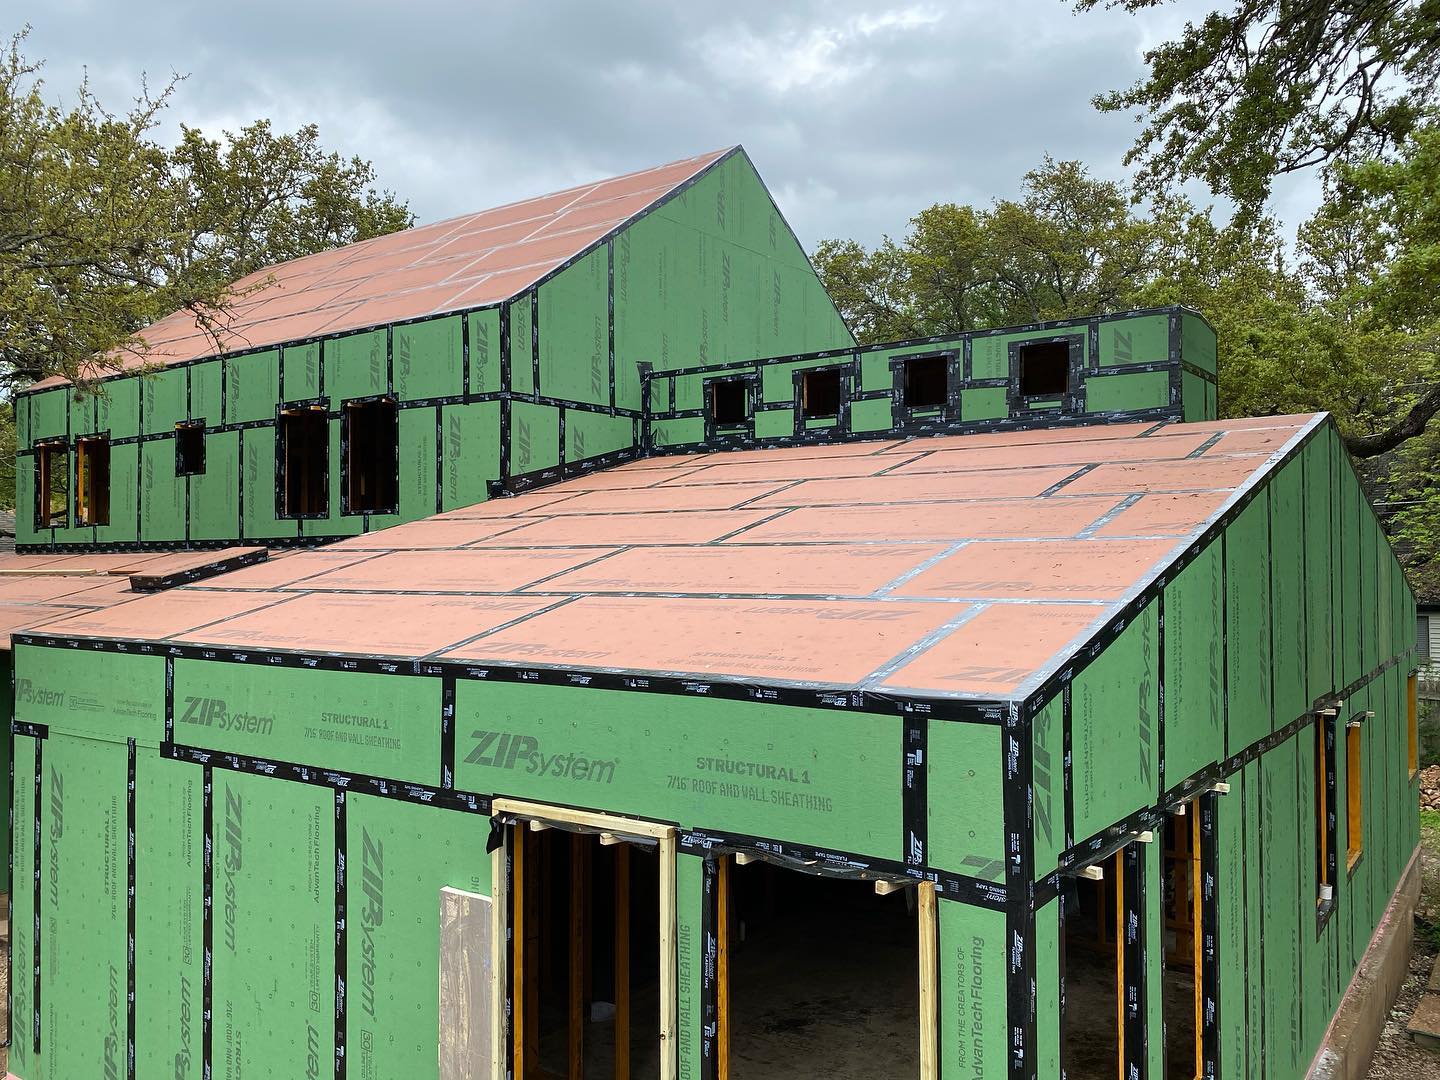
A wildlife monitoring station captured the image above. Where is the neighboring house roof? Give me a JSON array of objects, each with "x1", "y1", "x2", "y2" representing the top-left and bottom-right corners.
[
  {"x1": 32, "y1": 414, "x2": 1320, "y2": 701},
  {"x1": 33, "y1": 147, "x2": 734, "y2": 389}
]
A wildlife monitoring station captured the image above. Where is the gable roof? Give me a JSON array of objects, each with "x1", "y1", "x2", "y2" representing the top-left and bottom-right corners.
[
  {"x1": 36, "y1": 147, "x2": 734, "y2": 389},
  {"x1": 30, "y1": 414, "x2": 1322, "y2": 704}
]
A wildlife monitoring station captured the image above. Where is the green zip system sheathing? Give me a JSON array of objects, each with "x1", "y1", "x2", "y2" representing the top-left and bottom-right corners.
[
  {"x1": 5, "y1": 413, "x2": 1417, "y2": 1080},
  {"x1": 13, "y1": 149, "x2": 852, "y2": 553},
  {"x1": 642, "y1": 308, "x2": 1216, "y2": 452}
]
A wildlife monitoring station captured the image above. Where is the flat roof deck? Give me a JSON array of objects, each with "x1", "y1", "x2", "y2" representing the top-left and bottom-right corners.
[{"x1": 28, "y1": 414, "x2": 1320, "y2": 699}]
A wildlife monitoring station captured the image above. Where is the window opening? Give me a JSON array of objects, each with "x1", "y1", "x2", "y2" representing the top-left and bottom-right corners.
[
  {"x1": 800, "y1": 369, "x2": 842, "y2": 419},
  {"x1": 343, "y1": 398, "x2": 399, "y2": 514},
  {"x1": 711, "y1": 379, "x2": 748, "y2": 426},
  {"x1": 1346, "y1": 721, "x2": 1364, "y2": 869},
  {"x1": 36, "y1": 441, "x2": 69, "y2": 528},
  {"x1": 279, "y1": 406, "x2": 329, "y2": 517},
  {"x1": 901, "y1": 355, "x2": 948, "y2": 410},
  {"x1": 1018, "y1": 340, "x2": 1070, "y2": 397},
  {"x1": 1061, "y1": 852, "x2": 1125, "y2": 1080},
  {"x1": 175, "y1": 423, "x2": 206, "y2": 476},
  {"x1": 75, "y1": 436, "x2": 111, "y2": 527}
]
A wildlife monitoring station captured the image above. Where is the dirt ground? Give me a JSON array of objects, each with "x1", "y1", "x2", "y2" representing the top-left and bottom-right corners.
[{"x1": 1364, "y1": 792, "x2": 1440, "y2": 1079}]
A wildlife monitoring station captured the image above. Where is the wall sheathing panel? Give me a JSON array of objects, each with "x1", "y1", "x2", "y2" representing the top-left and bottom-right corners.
[
  {"x1": 938, "y1": 900, "x2": 1008, "y2": 1079},
  {"x1": 212, "y1": 770, "x2": 334, "y2": 1080},
  {"x1": 15, "y1": 644, "x2": 166, "y2": 745},
  {"x1": 136, "y1": 751, "x2": 204, "y2": 1080},
  {"x1": 1225, "y1": 493, "x2": 1273, "y2": 754},
  {"x1": 345, "y1": 793, "x2": 490, "y2": 1080},
  {"x1": 40, "y1": 732, "x2": 130, "y2": 1080},
  {"x1": 1070, "y1": 604, "x2": 1160, "y2": 843},
  {"x1": 453, "y1": 682, "x2": 901, "y2": 861},
  {"x1": 927, "y1": 720, "x2": 1006, "y2": 885},
  {"x1": 10, "y1": 734, "x2": 38, "y2": 1080},
  {"x1": 1162, "y1": 542, "x2": 1224, "y2": 788}
]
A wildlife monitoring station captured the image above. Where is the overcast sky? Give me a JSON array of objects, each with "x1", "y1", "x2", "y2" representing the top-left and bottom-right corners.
[{"x1": 22, "y1": 1, "x2": 1319, "y2": 250}]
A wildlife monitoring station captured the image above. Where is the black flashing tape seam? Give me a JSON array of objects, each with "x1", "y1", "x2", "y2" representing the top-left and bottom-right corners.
[
  {"x1": 607, "y1": 240, "x2": 617, "y2": 417},
  {"x1": 162, "y1": 742, "x2": 489, "y2": 817},
  {"x1": 700, "y1": 857, "x2": 718, "y2": 1080},
  {"x1": 127, "y1": 738, "x2": 137, "y2": 1079},
  {"x1": 33, "y1": 734, "x2": 42, "y2": 1057},
  {"x1": 1200, "y1": 792, "x2": 1220, "y2": 1080},
  {"x1": 440, "y1": 675, "x2": 456, "y2": 790},
  {"x1": 12, "y1": 631, "x2": 1012, "y2": 727},
  {"x1": 461, "y1": 309, "x2": 471, "y2": 400},
  {"x1": 1158, "y1": 592, "x2": 1167, "y2": 794},
  {"x1": 1062, "y1": 684, "x2": 1074, "y2": 849},
  {"x1": 1002, "y1": 704, "x2": 1033, "y2": 1080},
  {"x1": 334, "y1": 790, "x2": 347, "y2": 1080},
  {"x1": 904, "y1": 717, "x2": 927, "y2": 867},
  {"x1": 4, "y1": 688, "x2": 12, "y2": 1053},
  {"x1": 1122, "y1": 843, "x2": 1147, "y2": 1079},
  {"x1": 676, "y1": 829, "x2": 1008, "y2": 911},
  {"x1": 531, "y1": 290, "x2": 540, "y2": 405},
  {"x1": 435, "y1": 407, "x2": 445, "y2": 516},
  {"x1": 202, "y1": 764, "x2": 213, "y2": 1080}
]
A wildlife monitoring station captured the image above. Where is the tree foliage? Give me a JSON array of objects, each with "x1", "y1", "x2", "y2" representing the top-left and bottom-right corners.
[
  {"x1": 0, "y1": 27, "x2": 412, "y2": 391},
  {"x1": 1076, "y1": 0, "x2": 1440, "y2": 208}
]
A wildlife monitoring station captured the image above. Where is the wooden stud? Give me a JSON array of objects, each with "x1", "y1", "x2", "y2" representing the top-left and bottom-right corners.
[
  {"x1": 659, "y1": 831, "x2": 678, "y2": 1080},
  {"x1": 1136, "y1": 830, "x2": 1155, "y2": 844},
  {"x1": 1079, "y1": 865, "x2": 1104, "y2": 881},
  {"x1": 599, "y1": 832, "x2": 623, "y2": 846},
  {"x1": 616, "y1": 843, "x2": 631, "y2": 1080},
  {"x1": 733, "y1": 851, "x2": 759, "y2": 866},
  {"x1": 874, "y1": 879, "x2": 909, "y2": 896},
  {"x1": 717, "y1": 856, "x2": 731, "y2": 1080},
  {"x1": 490, "y1": 833, "x2": 508, "y2": 1080},
  {"x1": 512, "y1": 823, "x2": 527, "y2": 1080},
  {"x1": 1213, "y1": 782, "x2": 1231, "y2": 794},
  {"x1": 918, "y1": 881, "x2": 938, "y2": 1079},
  {"x1": 528, "y1": 819, "x2": 549, "y2": 832},
  {"x1": 1114, "y1": 850, "x2": 1125, "y2": 1080},
  {"x1": 569, "y1": 833, "x2": 586, "y2": 1080}
]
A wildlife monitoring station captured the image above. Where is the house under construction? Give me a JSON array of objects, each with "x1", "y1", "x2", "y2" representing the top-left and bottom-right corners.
[{"x1": 0, "y1": 148, "x2": 1420, "y2": 1080}]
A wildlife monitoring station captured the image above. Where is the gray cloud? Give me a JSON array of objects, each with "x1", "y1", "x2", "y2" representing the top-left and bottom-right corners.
[{"x1": 24, "y1": 1, "x2": 1269, "y2": 251}]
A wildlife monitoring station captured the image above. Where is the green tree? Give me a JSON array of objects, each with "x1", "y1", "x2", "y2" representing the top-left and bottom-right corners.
[
  {"x1": 814, "y1": 158, "x2": 1188, "y2": 341},
  {"x1": 1076, "y1": 0, "x2": 1440, "y2": 209},
  {"x1": 0, "y1": 27, "x2": 411, "y2": 393}
]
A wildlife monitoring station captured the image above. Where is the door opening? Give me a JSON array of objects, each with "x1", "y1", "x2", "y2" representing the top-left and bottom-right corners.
[
  {"x1": 497, "y1": 799, "x2": 677, "y2": 1080},
  {"x1": 1161, "y1": 805, "x2": 1202, "y2": 1079},
  {"x1": 716, "y1": 857, "x2": 934, "y2": 1078},
  {"x1": 1061, "y1": 850, "x2": 1131, "y2": 1080}
]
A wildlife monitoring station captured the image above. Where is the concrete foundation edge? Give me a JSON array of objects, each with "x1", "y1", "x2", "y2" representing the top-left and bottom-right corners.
[{"x1": 1308, "y1": 844, "x2": 1422, "y2": 1080}]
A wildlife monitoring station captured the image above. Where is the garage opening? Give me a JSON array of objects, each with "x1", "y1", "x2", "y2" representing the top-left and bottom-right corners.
[
  {"x1": 800, "y1": 368, "x2": 842, "y2": 419},
  {"x1": 1018, "y1": 341, "x2": 1070, "y2": 398},
  {"x1": 279, "y1": 405, "x2": 329, "y2": 517},
  {"x1": 343, "y1": 397, "x2": 399, "y2": 514},
  {"x1": 719, "y1": 859, "x2": 932, "y2": 1078},
  {"x1": 75, "y1": 436, "x2": 110, "y2": 526},
  {"x1": 901, "y1": 355, "x2": 948, "y2": 411},
  {"x1": 35, "y1": 441, "x2": 68, "y2": 528},
  {"x1": 1061, "y1": 854, "x2": 1123, "y2": 1080},
  {"x1": 505, "y1": 802, "x2": 675, "y2": 1080},
  {"x1": 711, "y1": 379, "x2": 749, "y2": 427},
  {"x1": 1161, "y1": 806, "x2": 1201, "y2": 1079}
]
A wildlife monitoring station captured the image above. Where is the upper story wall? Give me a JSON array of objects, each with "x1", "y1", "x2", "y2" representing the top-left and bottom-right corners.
[
  {"x1": 12, "y1": 149, "x2": 855, "y2": 551},
  {"x1": 493, "y1": 148, "x2": 855, "y2": 485},
  {"x1": 643, "y1": 307, "x2": 1216, "y2": 452}
]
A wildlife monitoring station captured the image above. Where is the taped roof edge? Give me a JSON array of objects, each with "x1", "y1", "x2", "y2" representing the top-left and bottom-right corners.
[
  {"x1": 1012, "y1": 411, "x2": 1331, "y2": 716},
  {"x1": 25, "y1": 145, "x2": 744, "y2": 394}
]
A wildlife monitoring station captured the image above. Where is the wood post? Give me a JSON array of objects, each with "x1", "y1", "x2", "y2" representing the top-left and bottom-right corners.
[
  {"x1": 616, "y1": 843, "x2": 631, "y2": 1080},
  {"x1": 918, "y1": 881, "x2": 938, "y2": 1079},
  {"x1": 569, "y1": 832, "x2": 588, "y2": 1080}
]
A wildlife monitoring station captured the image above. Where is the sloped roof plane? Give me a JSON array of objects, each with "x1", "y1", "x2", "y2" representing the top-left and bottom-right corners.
[
  {"x1": 36, "y1": 147, "x2": 734, "y2": 388},
  {"x1": 30, "y1": 414, "x2": 1324, "y2": 703}
]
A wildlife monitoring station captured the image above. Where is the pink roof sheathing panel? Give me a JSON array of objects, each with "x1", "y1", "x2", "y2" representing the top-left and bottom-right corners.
[
  {"x1": 25, "y1": 413, "x2": 1326, "y2": 700},
  {"x1": 442, "y1": 596, "x2": 967, "y2": 686},
  {"x1": 38, "y1": 148, "x2": 732, "y2": 386}
]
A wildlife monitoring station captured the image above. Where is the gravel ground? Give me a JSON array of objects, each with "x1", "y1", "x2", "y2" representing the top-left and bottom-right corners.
[{"x1": 1365, "y1": 800, "x2": 1440, "y2": 1079}]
